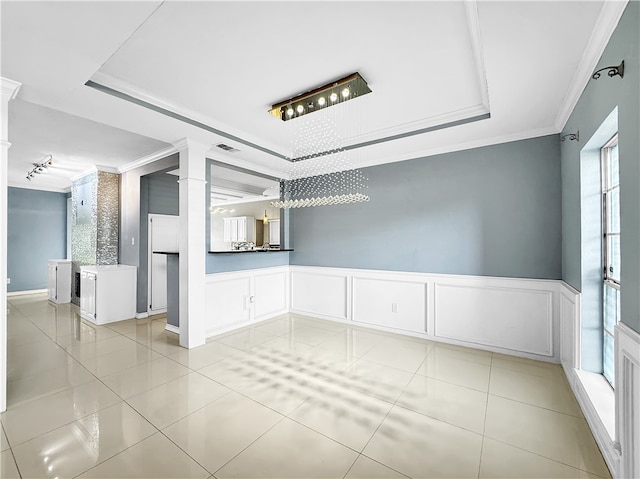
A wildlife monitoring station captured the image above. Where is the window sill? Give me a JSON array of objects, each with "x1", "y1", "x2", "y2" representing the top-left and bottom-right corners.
[{"x1": 574, "y1": 369, "x2": 615, "y2": 440}]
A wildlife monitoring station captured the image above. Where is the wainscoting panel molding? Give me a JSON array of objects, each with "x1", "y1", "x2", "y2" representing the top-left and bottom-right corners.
[
  {"x1": 289, "y1": 266, "x2": 559, "y2": 362},
  {"x1": 615, "y1": 322, "x2": 640, "y2": 479},
  {"x1": 290, "y1": 269, "x2": 349, "y2": 321},
  {"x1": 433, "y1": 282, "x2": 554, "y2": 356},
  {"x1": 352, "y1": 276, "x2": 426, "y2": 333},
  {"x1": 205, "y1": 266, "x2": 289, "y2": 336},
  {"x1": 254, "y1": 270, "x2": 288, "y2": 320}
]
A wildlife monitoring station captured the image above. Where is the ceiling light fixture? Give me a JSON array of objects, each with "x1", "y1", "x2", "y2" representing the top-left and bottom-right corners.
[
  {"x1": 269, "y1": 72, "x2": 372, "y2": 121},
  {"x1": 26, "y1": 154, "x2": 53, "y2": 181}
]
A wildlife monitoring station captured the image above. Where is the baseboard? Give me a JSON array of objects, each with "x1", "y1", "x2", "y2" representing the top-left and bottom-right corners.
[
  {"x1": 566, "y1": 368, "x2": 619, "y2": 476},
  {"x1": 135, "y1": 312, "x2": 149, "y2": 319},
  {"x1": 165, "y1": 324, "x2": 179, "y2": 334},
  {"x1": 7, "y1": 289, "x2": 47, "y2": 297}
]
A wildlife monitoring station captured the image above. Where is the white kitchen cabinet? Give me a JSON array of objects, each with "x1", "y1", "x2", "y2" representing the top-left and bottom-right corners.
[
  {"x1": 47, "y1": 259, "x2": 72, "y2": 303},
  {"x1": 268, "y1": 219, "x2": 280, "y2": 246},
  {"x1": 80, "y1": 265, "x2": 137, "y2": 325},
  {"x1": 223, "y1": 216, "x2": 255, "y2": 243}
]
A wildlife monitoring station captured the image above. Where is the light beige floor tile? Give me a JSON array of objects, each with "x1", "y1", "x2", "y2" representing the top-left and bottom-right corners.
[
  {"x1": 215, "y1": 418, "x2": 358, "y2": 479},
  {"x1": 163, "y1": 392, "x2": 283, "y2": 474},
  {"x1": 417, "y1": 347, "x2": 492, "y2": 391},
  {"x1": 289, "y1": 389, "x2": 392, "y2": 451},
  {"x1": 53, "y1": 323, "x2": 121, "y2": 347},
  {"x1": 149, "y1": 332, "x2": 186, "y2": 355},
  {"x1": 484, "y1": 395, "x2": 610, "y2": 477},
  {"x1": 127, "y1": 372, "x2": 231, "y2": 429},
  {"x1": 397, "y1": 374, "x2": 488, "y2": 433},
  {"x1": 80, "y1": 344, "x2": 162, "y2": 377},
  {"x1": 303, "y1": 343, "x2": 359, "y2": 370},
  {"x1": 491, "y1": 353, "x2": 559, "y2": 375},
  {"x1": 345, "y1": 455, "x2": 409, "y2": 478},
  {"x1": 79, "y1": 432, "x2": 209, "y2": 478},
  {"x1": 12, "y1": 402, "x2": 156, "y2": 479},
  {"x1": 489, "y1": 364, "x2": 583, "y2": 416},
  {"x1": 1, "y1": 380, "x2": 121, "y2": 446},
  {"x1": 101, "y1": 356, "x2": 190, "y2": 399},
  {"x1": 363, "y1": 405, "x2": 483, "y2": 478},
  {"x1": 168, "y1": 341, "x2": 241, "y2": 370},
  {"x1": 65, "y1": 335, "x2": 140, "y2": 362},
  {"x1": 0, "y1": 426, "x2": 9, "y2": 452},
  {"x1": 252, "y1": 316, "x2": 296, "y2": 336},
  {"x1": 7, "y1": 342, "x2": 72, "y2": 380},
  {"x1": 433, "y1": 342, "x2": 493, "y2": 363},
  {"x1": 254, "y1": 336, "x2": 315, "y2": 356},
  {"x1": 7, "y1": 358, "x2": 95, "y2": 407},
  {"x1": 317, "y1": 328, "x2": 385, "y2": 358},
  {"x1": 479, "y1": 437, "x2": 608, "y2": 478},
  {"x1": 217, "y1": 329, "x2": 278, "y2": 351},
  {"x1": 0, "y1": 450, "x2": 21, "y2": 479},
  {"x1": 279, "y1": 325, "x2": 342, "y2": 346},
  {"x1": 290, "y1": 315, "x2": 347, "y2": 332},
  {"x1": 362, "y1": 338, "x2": 431, "y2": 373},
  {"x1": 345, "y1": 359, "x2": 415, "y2": 402}
]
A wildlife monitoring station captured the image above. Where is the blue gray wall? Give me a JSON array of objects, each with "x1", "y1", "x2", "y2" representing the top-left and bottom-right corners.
[
  {"x1": 7, "y1": 187, "x2": 67, "y2": 292},
  {"x1": 290, "y1": 135, "x2": 562, "y2": 280},
  {"x1": 561, "y1": 0, "x2": 639, "y2": 334}
]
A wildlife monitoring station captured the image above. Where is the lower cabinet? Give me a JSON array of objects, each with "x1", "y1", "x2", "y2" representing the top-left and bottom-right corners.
[
  {"x1": 47, "y1": 259, "x2": 72, "y2": 304},
  {"x1": 80, "y1": 265, "x2": 137, "y2": 325}
]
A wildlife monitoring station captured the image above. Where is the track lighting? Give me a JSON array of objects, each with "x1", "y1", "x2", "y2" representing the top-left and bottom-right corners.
[{"x1": 26, "y1": 155, "x2": 53, "y2": 181}]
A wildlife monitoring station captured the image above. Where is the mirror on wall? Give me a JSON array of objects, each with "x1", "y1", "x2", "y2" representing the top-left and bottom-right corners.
[{"x1": 209, "y1": 162, "x2": 282, "y2": 252}]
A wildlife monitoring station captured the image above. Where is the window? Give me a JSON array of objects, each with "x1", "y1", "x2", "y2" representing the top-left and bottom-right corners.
[{"x1": 601, "y1": 134, "x2": 620, "y2": 386}]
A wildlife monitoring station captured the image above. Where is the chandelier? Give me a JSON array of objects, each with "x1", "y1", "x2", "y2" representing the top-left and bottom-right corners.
[{"x1": 269, "y1": 73, "x2": 371, "y2": 209}]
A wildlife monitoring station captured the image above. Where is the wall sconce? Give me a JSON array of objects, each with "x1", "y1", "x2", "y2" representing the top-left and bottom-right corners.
[
  {"x1": 269, "y1": 72, "x2": 372, "y2": 121},
  {"x1": 26, "y1": 155, "x2": 53, "y2": 181},
  {"x1": 561, "y1": 131, "x2": 579, "y2": 142},
  {"x1": 592, "y1": 61, "x2": 624, "y2": 80}
]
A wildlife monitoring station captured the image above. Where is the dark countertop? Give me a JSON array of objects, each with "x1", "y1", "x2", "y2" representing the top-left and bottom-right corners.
[
  {"x1": 152, "y1": 251, "x2": 179, "y2": 255},
  {"x1": 208, "y1": 248, "x2": 293, "y2": 254}
]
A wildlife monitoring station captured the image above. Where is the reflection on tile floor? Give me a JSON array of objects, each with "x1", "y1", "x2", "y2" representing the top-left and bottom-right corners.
[{"x1": 2, "y1": 293, "x2": 611, "y2": 478}]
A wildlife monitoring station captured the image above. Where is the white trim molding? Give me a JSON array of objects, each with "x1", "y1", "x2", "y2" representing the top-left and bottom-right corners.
[
  {"x1": 615, "y1": 322, "x2": 640, "y2": 479},
  {"x1": 288, "y1": 265, "x2": 560, "y2": 362},
  {"x1": 7, "y1": 289, "x2": 47, "y2": 297},
  {"x1": 205, "y1": 266, "x2": 289, "y2": 337}
]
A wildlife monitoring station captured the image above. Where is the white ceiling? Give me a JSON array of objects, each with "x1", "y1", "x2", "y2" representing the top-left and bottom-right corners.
[{"x1": 1, "y1": 1, "x2": 626, "y2": 192}]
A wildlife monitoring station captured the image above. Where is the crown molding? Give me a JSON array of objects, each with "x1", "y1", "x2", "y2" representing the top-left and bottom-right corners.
[
  {"x1": 352, "y1": 125, "x2": 560, "y2": 172},
  {"x1": 117, "y1": 144, "x2": 178, "y2": 173},
  {"x1": 465, "y1": 0, "x2": 491, "y2": 111},
  {"x1": 0, "y1": 77, "x2": 22, "y2": 100},
  {"x1": 554, "y1": 0, "x2": 628, "y2": 131},
  {"x1": 7, "y1": 182, "x2": 69, "y2": 194}
]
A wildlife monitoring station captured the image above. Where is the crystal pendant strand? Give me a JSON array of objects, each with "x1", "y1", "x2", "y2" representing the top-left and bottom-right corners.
[{"x1": 271, "y1": 98, "x2": 369, "y2": 209}]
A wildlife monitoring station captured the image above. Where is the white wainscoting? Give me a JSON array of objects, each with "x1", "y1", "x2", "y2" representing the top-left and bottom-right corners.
[
  {"x1": 615, "y1": 322, "x2": 640, "y2": 479},
  {"x1": 353, "y1": 276, "x2": 426, "y2": 333},
  {"x1": 290, "y1": 270, "x2": 349, "y2": 321},
  {"x1": 205, "y1": 266, "x2": 289, "y2": 336},
  {"x1": 289, "y1": 266, "x2": 559, "y2": 362}
]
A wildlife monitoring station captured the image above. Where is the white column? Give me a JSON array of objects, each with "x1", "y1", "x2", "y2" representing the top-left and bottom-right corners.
[
  {"x1": 176, "y1": 138, "x2": 208, "y2": 348},
  {"x1": 0, "y1": 77, "x2": 21, "y2": 412}
]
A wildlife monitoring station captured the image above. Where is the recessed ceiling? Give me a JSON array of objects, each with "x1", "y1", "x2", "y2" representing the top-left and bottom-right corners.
[{"x1": 1, "y1": 0, "x2": 625, "y2": 192}]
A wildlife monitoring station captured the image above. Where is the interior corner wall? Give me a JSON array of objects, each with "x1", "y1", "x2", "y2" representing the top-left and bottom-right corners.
[
  {"x1": 119, "y1": 153, "x2": 179, "y2": 314},
  {"x1": 289, "y1": 134, "x2": 562, "y2": 280},
  {"x1": 561, "y1": 0, "x2": 640, "y2": 334},
  {"x1": 7, "y1": 187, "x2": 67, "y2": 292}
]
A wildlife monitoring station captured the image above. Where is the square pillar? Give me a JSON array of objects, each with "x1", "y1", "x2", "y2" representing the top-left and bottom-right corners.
[
  {"x1": 176, "y1": 138, "x2": 209, "y2": 348},
  {"x1": 1, "y1": 77, "x2": 21, "y2": 412}
]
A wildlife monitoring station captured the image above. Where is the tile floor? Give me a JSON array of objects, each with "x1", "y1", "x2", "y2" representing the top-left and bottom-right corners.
[{"x1": 1, "y1": 293, "x2": 611, "y2": 478}]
